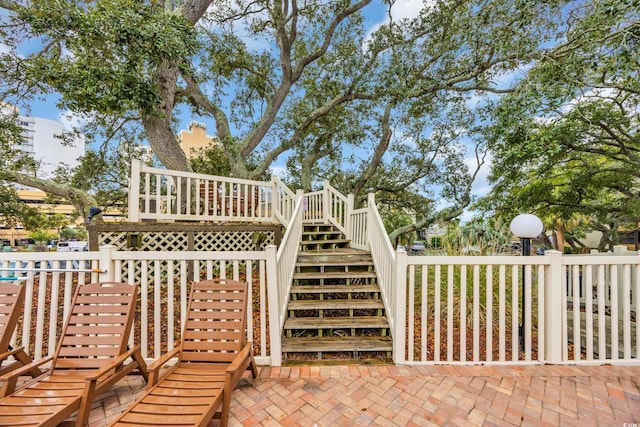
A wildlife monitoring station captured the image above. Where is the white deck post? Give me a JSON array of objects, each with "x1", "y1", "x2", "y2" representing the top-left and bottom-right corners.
[
  {"x1": 128, "y1": 160, "x2": 141, "y2": 222},
  {"x1": 265, "y1": 244, "x2": 282, "y2": 366},
  {"x1": 393, "y1": 250, "x2": 408, "y2": 364},
  {"x1": 98, "y1": 245, "x2": 116, "y2": 282},
  {"x1": 322, "y1": 180, "x2": 330, "y2": 224},
  {"x1": 345, "y1": 193, "x2": 354, "y2": 241},
  {"x1": 544, "y1": 250, "x2": 563, "y2": 363}
]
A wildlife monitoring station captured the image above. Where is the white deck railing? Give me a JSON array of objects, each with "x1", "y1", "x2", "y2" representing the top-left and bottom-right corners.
[
  {"x1": 127, "y1": 161, "x2": 366, "y2": 242},
  {"x1": 128, "y1": 160, "x2": 278, "y2": 224},
  {"x1": 272, "y1": 176, "x2": 297, "y2": 226},
  {"x1": 349, "y1": 206, "x2": 368, "y2": 250}
]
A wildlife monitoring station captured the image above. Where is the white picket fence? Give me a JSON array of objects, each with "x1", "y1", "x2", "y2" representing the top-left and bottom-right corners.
[
  {"x1": 392, "y1": 251, "x2": 639, "y2": 365},
  {"x1": 2, "y1": 165, "x2": 638, "y2": 367},
  {"x1": 0, "y1": 247, "x2": 278, "y2": 365},
  {"x1": 2, "y1": 234, "x2": 639, "y2": 367}
]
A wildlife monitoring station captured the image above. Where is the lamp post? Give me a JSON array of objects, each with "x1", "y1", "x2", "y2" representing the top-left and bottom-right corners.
[{"x1": 509, "y1": 213, "x2": 543, "y2": 352}]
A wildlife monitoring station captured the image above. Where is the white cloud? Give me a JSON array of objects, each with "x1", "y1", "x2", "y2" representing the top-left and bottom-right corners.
[
  {"x1": 58, "y1": 110, "x2": 90, "y2": 131},
  {"x1": 492, "y1": 63, "x2": 532, "y2": 90},
  {"x1": 465, "y1": 151, "x2": 493, "y2": 199},
  {"x1": 365, "y1": 0, "x2": 434, "y2": 48},
  {"x1": 270, "y1": 165, "x2": 288, "y2": 180},
  {"x1": 561, "y1": 87, "x2": 617, "y2": 114}
]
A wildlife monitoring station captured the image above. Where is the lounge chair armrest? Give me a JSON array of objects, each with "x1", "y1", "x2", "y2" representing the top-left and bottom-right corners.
[
  {"x1": 84, "y1": 346, "x2": 141, "y2": 382},
  {"x1": 225, "y1": 344, "x2": 251, "y2": 375},
  {"x1": 0, "y1": 355, "x2": 52, "y2": 397},
  {"x1": 147, "y1": 346, "x2": 180, "y2": 372},
  {"x1": 147, "y1": 347, "x2": 180, "y2": 387},
  {"x1": 0, "y1": 354, "x2": 51, "y2": 382},
  {"x1": 225, "y1": 343, "x2": 255, "y2": 389},
  {"x1": 0, "y1": 347, "x2": 25, "y2": 360}
]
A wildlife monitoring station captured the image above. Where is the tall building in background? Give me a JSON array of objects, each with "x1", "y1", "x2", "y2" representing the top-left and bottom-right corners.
[
  {"x1": 16, "y1": 114, "x2": 85, "y2": 179},
  {"x1": 178, "y1": 121, "x2": 217, "y2": 158},
  {"x1": 0, "y1": 107, "x2": 86, "y2": 246}
]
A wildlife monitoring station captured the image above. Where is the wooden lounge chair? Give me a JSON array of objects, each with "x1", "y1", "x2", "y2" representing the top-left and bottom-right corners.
[
  {"x1": 0, "y1": 283, "x2": 39, "y2": 378},
  {"x1": 110, "y1": 279, "x2": 258, "y2": 427},
  {"x1": 0, "y1": 281, "x2": 148, "y2": 427}
]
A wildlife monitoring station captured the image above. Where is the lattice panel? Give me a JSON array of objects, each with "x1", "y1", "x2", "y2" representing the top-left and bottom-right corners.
[
  {"x1": 96, "y1": 228, "x2": 276, "y2": 252},
  {"x1": 125, "y1": 259, "x2": 172, "y2": 286},
  {"x1": 98, "y1": 232, "x2": 128, "y2": 250},
  {"x1": 194, "y1": 231, "x2": 275, "y2": 252},
  {"x1": 143, "y1": 233, "x2": 190, "y2": 251},
  {"x1": 98, "y1": 231, "x2": 191, "y2": 251}
]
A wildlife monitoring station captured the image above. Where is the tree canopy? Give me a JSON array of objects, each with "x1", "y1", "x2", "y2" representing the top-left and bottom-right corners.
[
  {"x1": 1, "y1": 0, "x2": 633, "y2": 239},
  {"x1": 477, "y1": 0, "x2": 639, "y2": 250}
]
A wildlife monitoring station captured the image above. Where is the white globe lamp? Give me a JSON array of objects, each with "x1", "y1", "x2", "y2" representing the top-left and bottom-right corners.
[{"x1": 509, "y1": 213, "x2": 543, "y2": 352}]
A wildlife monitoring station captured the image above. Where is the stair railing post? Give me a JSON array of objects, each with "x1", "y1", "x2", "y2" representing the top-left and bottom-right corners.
[
  {"x1": 367, "y1": 193, "x2": 376, "y2": 249},
  {"x1": 322, "y1": 180, "x2": 330, "y2": 224},
  {"x1": 393, "y1": 250, "x2": 408, "y2": 364},
  {"x1": 270, "y1": 175, "x2": 279, "y2": 222},
  {"x1": 346, "y1": 193, "x2": 354, "y2": 241}
]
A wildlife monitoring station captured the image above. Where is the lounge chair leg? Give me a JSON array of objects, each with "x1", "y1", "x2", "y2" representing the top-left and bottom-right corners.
[
  {"x1": 220, "y1": 386, "x2": 231, "y2": 427},
  {"x1": 249, "y1": 355, "x2": 258, "y2": 379},
  {"x1": 131, "y1": 348, "x2": 149, "y2": 382},
  {"x1": 76, "y1": 381, "x2": 97, "y2": 427}
]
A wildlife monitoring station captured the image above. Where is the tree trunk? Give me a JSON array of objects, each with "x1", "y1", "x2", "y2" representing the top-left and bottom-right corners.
[{"x1": 555, "y1": 219, "x2": 566, "y2": 253}]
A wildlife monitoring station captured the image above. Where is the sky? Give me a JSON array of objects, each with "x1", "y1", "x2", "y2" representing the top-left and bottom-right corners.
[{"x1": 9, "y1": 0, "x2": 493, "y2": 220}]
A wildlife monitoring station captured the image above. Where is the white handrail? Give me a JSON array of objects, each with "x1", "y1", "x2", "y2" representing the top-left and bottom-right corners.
[
  {"x1": 366, "y1": 193, "x2": 397, "y2": 332},
  {"x1": 276, "y1": 192, "x2": 304, "y2": 327},
  {"x1": 272, "y1": 175, "x2": 296, "y2": 226},
  {"x1": 324, "y1": 181, "x2": 348, "y2": 234}
]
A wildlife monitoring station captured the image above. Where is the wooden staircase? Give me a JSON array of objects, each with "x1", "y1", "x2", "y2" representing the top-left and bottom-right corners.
[{"x1": 281, "y1": 225, "x2": 392, "y2": 363}]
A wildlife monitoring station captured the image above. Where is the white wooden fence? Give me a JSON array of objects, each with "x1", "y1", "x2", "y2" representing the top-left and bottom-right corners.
[
  {"x1": 2, "y1": 238, "x2": 639, "y2": 367},
  {"x1": 393, "y1": 250, "x2": 639, "y2": 365},
  {"x1": 3, "y1": 164, "x2": 639, "y2": 367},
  {"x1": 0, "y1": 246, "x2": 278, "y2": 365}
]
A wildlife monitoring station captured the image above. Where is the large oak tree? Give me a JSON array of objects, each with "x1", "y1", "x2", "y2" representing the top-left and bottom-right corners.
[{"x1": 0, "y1": 0, "x2": 591, "y2": 232}]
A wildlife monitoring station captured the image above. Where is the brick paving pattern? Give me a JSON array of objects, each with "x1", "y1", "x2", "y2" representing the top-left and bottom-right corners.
[{"x1": 87, "y1": 364, "x2": 640, "y2": 426}]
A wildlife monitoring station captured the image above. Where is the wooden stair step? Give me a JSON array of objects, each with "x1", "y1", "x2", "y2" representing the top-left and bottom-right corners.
[
  {"x1": 282, "y1": 336, "x2": 393, "y2": 353},
  {"x1": 294, "y1": 271, "x2": 377, "y2": 280},
  {"x1": 297, "y1": 256, "x2": 372, "y2": 264},
  {"x1": 284, "y1": 316, "x2": 389, "y2": 330},
  {"x1": 296, "y1": 259, "x2": 373, "y2": 267},
  {"x1": 302, "y1": 231, "x2": 344, "y2": 236},
  {"x1": 288, "y1": 299, "x2": 384, "y2": 310},
  {"x1": 301, "y1": 239, "x2": 350, "y2": 245},
  {"x1": 290, "y1": 284, "x2": 380, "y2": 294}
]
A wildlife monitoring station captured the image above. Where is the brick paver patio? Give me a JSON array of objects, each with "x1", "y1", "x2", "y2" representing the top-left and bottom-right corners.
[{"x1": 87, "y1": 364, "x2": 640, "y2": 426}]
